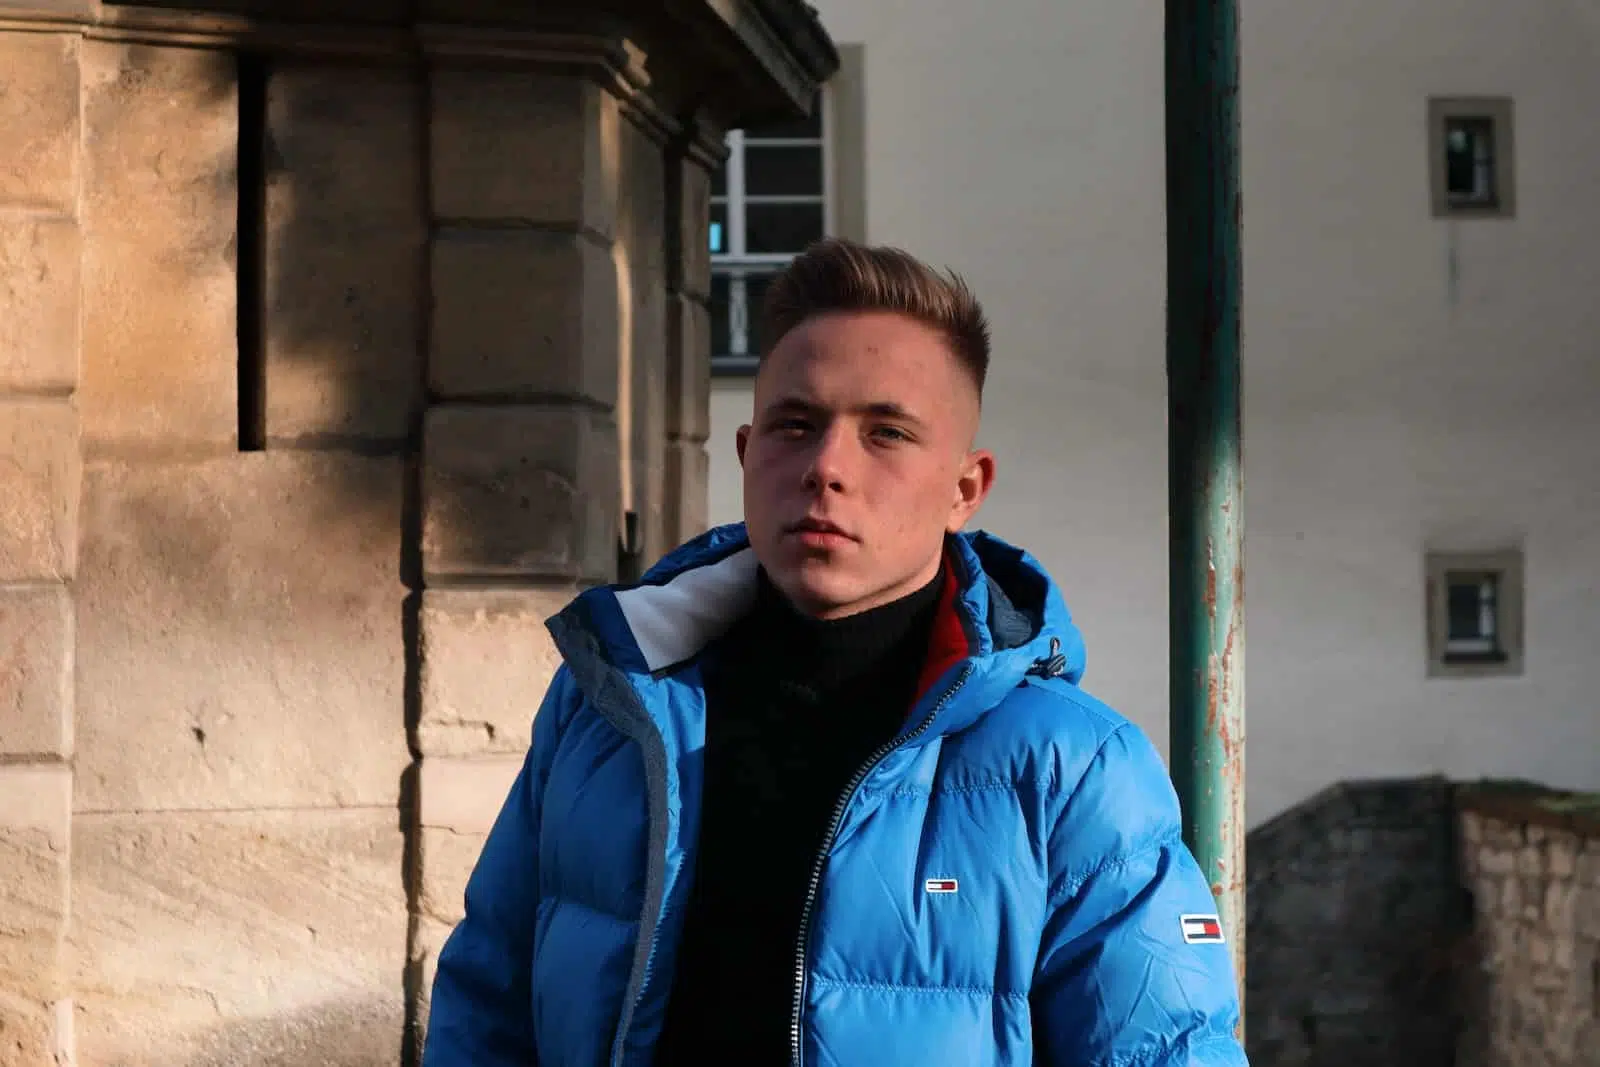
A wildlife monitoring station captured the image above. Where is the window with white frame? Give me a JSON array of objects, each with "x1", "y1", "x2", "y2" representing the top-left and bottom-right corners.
[{"x1": 710, "y1": 90, "x2": 831, "y2": 375}]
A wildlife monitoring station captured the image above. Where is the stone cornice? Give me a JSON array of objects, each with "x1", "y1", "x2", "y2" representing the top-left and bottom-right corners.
[
  {"x1": 0, "y1": 0, "x2": 837, "y2": 135},
  {"x1": 690, "y1": 0, "x2": 836, "y2": 118},
  {"x1": 0, "y1": 11, "x2": 686, "y2": 145}
]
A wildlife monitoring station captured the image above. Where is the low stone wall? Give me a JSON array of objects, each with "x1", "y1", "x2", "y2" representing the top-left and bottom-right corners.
[
  {"x1": 1456, "y1": 786, "x2": 1600, "y2": 1067},
  {"x1": 1245, "y1": 778, "x2": 1471, "y2": 1066},
  {"x1": 1244, "y1": 777, "x2": 1600, "y2": 1067}
]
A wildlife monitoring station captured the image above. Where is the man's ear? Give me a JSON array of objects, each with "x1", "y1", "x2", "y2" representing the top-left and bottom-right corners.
[
  {"x1": 736, "y1": 424, "x2": 752, "y2": 468},
  {"x1": 947, "y1": 449, "x2": 997, "y2": 532}
]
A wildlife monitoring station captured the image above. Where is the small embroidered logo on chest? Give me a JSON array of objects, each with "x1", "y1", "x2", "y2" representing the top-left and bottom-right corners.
[{"x1": 924, "y1": 878, "x2": 959, "y2": 894}]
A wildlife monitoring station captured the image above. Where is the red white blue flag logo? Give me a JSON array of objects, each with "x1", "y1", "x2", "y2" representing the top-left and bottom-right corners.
[{"x1": 1180, "y1": 914, "x2": 1225, "y2": 945}]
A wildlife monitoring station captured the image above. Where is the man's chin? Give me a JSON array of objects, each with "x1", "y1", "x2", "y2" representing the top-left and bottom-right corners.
[{"x1": 768, "y1": 563, "x2": 862, "y2": 619}]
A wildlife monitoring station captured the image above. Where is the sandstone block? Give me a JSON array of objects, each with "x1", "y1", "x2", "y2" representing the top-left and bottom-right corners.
[
  {"x1": 0, "y1": 32, "x2": 79, "y2": 212},
  {"x1": 0, "y1": 765, "x2": 70, "y2": 986},
  {"x1": 75, "y1": 453, "x2": 409, "y2": 812},
  {"x1": 0, "y1": 584, "x2": 72, "y2": 759},
  {"x1": 264, "y1": 65, "x2": 426, "y2": 445},
  {"x1": 417, "y1": 756, "x2": 523, "y2": 837},
  {"x1": 422, "y1": 404, "x2": 619, "y2": 583},
  {"x1": 429, "y1": 228, "x2": 619, "y2": 406},
  {"x1": 675, "y1": 158, "x2": 713, "y2": 300},
  {"x1": 1548, "y1": 833, "x2": 1578, "y2": 878},
  {"x1": 430, "y1": 70, "x2": 617, "y2": 232},
  {"x1": 625, "y1": 330, "x2": 668, "y2": 570},
  {"x1": 666, "y1": 293, "x2": 712, "y2": 442},
  {"x1": 0, "y1": 400, "x2": 79, "y2": 582},
  {"x1": 416, "y1": 827, "x2": 486, "y2": 926},
  {"x1": 0, "y1": 989, "x2": 64, "y2": 1067},
  {"x1": 407, "y1": 914, "x2": 454, "y2": 1048},
  {"x1": 1576, "y1": 841, "x2": 1600, "y2": 885},
  {"x1": 1479, "y1": 846, "x2": 1515, "y2": 876},
  {"x1": 664, "y1": 439, "x2": 711, "y2": 546},
  {"x1": 1474, "y1": 878, "x2": 1499, "y2": 919},
  {"x1": 418, "y1": 588, "x2": 571, "y2": 757},
  {"x1": 70, "y1": 809, "x2": 406, "y2": 1067},
  {"x1": 620, "y1": 120, "x2": 667, "y2": 281},
  {"x1": 1578, "y1": 888, "x2": 1600, "y2": 940},
  {"x1": 80, "y1": 42, "x2": 237, "y2": 451},
  {"x1": 0, "y1": 215, "x2": 80, "y2": 393}
]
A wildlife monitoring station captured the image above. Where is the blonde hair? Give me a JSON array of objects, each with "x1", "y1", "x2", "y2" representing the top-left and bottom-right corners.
[{"x1": 758, "y1": 238, "x2": 991, "y2": 394}]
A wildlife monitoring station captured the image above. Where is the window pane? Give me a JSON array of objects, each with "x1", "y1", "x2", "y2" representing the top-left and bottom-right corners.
[
  {"x1": 710, "y1": 201, "x2": 728, "y2": 254},
  {"x1": 711, "y1": 161, "x2": 727, "y2": 198},
  {"x1": 1445, "y1": 119, "x2": 1494, "y2": 201},
  {"x1": 744, "y1": 91, "x2": 823, "y2": 140},
  {"x1": 1446, "y1": 573, "x2": 1495, "y2": 641},
  {"x1": 710, "y1": 274, "x2": 731, "y2": 356},
  {"x1": 746, "y1": 202, "x2": 825, "y2": 255},
  {"x1": 745, "y1": 145, "x2": 824, "y2": 197},
  {"x1": 747, "y1": 273, "x2": 775, "y2": 353}
]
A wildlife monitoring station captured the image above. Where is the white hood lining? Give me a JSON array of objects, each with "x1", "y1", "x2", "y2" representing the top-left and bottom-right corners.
[{"x1": 612, "y1": 548, "x2": 760, "y2": 671}]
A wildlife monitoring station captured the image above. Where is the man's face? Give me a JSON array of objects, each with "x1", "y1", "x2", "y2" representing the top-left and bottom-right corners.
[{"x1": 736, "y1": 310, "x2": 996, "y2": 619}]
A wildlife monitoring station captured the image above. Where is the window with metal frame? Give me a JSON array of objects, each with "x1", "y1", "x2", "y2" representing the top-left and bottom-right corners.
[{"x1": 710, "y1": 90, "x2": 831, "y2": 376}]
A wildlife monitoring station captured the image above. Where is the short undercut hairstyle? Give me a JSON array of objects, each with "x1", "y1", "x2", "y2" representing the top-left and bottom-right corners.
[{"x1": 758, "y1": 238, "x2": 991, "y2": 396}]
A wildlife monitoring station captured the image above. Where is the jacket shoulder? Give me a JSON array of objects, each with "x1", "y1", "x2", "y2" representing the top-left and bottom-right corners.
[{"x1": 961, "y1": 675, "x2": 1156, "y2": 781}]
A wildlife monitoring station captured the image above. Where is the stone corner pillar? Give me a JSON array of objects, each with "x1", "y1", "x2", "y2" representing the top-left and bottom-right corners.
[
  {"x1": 408, "y1": 3, "x2": 836, "y2": 1050},
  {"x1": 0, "y1": 25, "x2": 83, "y2": 1066}
]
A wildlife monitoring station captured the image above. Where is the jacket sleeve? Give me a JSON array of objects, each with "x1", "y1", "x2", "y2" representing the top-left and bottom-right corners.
[
  {"x1": 421, "y1": 670, "x2": 575, "y2": 1067},
  {"x1": 1031, "y1": 721, "x2": 1249, "y2": 1066}
]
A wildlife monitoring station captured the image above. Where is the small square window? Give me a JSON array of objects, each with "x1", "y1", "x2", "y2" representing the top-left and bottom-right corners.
[
  {"x1": 1426, "y1": 549, "x2": 1524, "y2": 678},
  {"x1": 1429, "y1": 98, "x2": 1515, "y2": 218}
]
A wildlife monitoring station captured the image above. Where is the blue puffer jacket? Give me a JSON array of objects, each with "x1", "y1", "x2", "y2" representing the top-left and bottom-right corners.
[{"x1": 423, "y1": 524, "x2": 1248, "y2": 1067}]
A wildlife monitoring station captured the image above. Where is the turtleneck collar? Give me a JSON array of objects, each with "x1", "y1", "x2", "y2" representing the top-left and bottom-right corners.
[{"x1": 742, "y1": 565, "x2": 946, "y2": 692}]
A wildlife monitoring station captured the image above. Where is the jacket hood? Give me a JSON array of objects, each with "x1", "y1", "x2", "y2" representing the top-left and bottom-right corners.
[{"x1": 549, "y1": 523, "x2": 1087, "y2": 738}]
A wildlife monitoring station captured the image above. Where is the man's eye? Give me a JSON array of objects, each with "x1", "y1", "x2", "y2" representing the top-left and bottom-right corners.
[
  {"x1": 775, "y1": 418, "x2": 812, "y2": 436},
  {"x1": 871, "y1": 426, "x2": 910, "y2": 442}
]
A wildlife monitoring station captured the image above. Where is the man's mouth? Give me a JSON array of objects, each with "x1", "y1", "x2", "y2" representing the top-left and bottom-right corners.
[{"x1": 786, "y1": 517, "x2": 854, "y2": 541}]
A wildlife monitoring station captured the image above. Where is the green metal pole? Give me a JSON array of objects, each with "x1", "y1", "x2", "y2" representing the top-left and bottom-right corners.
[{"x1": 1165, "y1": 0, "x2": 1246, "y2": 1011}]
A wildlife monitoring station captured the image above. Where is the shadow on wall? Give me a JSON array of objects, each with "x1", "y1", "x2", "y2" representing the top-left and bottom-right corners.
[
  {"x1": 72, "y1": 29, "x2": 678, "y2": 1061},
  {"x1": 1244, "y1": 778, "x2": 1472, "y2": 1067},
  {"x1": 179, "y1": 997, "x2": 402, "y2": 1067},
  {"x1": 73, "y1": 44, "x2": 423, "y2": 1067}
]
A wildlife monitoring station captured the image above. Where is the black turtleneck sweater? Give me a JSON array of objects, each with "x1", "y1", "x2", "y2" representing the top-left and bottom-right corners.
[{"x1": 653, "y1": 567, "x2": 945, "y2": 1064}]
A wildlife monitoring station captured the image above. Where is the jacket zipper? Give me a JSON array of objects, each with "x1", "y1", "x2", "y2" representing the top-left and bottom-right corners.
[{"x1": 787, "y1": 663, "x2": 975, "y2": 1067}]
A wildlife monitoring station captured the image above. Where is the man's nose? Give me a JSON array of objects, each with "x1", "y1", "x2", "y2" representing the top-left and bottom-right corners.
[{"x1": 801, "y1": 425, "x2": 856, "y2": 494}]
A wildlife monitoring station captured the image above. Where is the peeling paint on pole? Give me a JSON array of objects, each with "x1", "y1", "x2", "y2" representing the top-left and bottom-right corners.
[{"x1": 1165, "y1": 0, "x2": 1246, "y2": 1019}]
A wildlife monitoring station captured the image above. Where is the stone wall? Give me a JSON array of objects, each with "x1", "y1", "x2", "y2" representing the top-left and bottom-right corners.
[
  {"x1": 1244, "y1": 778, "x2": 1600, "y2": 1067},
  {"x1": 1456, "y1": 787, "x2": 1600, "y2": 1067},
  {"x1": 0, "y1": 27, "x2": 85, "y2": 1066},
  {"x1": 0, "y1": 3, "x2": 833, "y2": 1064},
  {"x1": 1245, "y1": 778, "x2": 1471, "y2": 1067}
]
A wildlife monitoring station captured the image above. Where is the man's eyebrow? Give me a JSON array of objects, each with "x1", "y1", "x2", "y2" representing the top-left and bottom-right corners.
[
  {"x1": 764, "y1": 396, "x2": 927, "y2": 426},
  {"x1": 861, "y1": 401, "x2": 925, "y2": 425}
]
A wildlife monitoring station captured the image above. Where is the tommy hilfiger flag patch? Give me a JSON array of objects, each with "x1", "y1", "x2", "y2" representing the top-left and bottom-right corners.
[
  {"x1": 924, "y1": 878, "x2": 959, "y2": 894},
  {"x1": 1180, "y1": 914, "x2": 1225, "y2": 944}
]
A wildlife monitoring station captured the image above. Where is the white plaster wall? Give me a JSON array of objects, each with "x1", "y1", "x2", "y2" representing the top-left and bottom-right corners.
[{"x1": 707, "y1": 0, "x2": 1600, "y2": 823}]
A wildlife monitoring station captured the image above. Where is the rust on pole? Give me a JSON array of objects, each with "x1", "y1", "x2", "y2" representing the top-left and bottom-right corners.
[{"x1": 1165, "y1": 0, "x2": 1246, "y2": 1009}]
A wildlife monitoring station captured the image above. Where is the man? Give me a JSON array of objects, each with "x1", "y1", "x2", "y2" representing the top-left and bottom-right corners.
[{"x1": 423, "y1": 239, "x2": 1249, "y2": 1066}]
